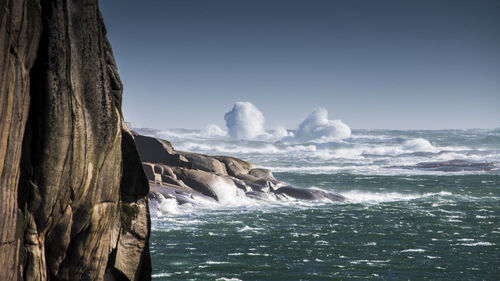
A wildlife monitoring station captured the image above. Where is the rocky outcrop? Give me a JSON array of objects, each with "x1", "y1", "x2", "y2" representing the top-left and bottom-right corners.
[
  {"x1": 1, "y1": 1, "x2": 151, "y2": 280},
  {"x1": 136, "y1": 134, "x2": 347, "y2": 205}
]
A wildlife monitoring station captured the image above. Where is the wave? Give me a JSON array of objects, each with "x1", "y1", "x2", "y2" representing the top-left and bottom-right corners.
[
  {"x1": 201, "y1": 124, "x2": 227, "y2": 138},
  {"x1": 224, "y1": 102, "x2": 265, "y2": 139},
  {"x1": 151, "y1": 184, "x2": 457, "y2": 218},
  {"x1": 401, "y1": 138, "x2": 438, "y2": 152},
  {"x1": 338, "y1": 190, "x2": 452, "y2": 204},
  {"x1": 285, "y1": 108, "x2": 351, "y2": 142},
  {"x1": 133, "y1": 126, "x2": 500, "y2": 176}
]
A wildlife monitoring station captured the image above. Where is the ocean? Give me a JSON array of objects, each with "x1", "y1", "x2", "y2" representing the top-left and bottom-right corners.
[{"x1": 143, "y1": 128, "x2": 500, "y2": 280}]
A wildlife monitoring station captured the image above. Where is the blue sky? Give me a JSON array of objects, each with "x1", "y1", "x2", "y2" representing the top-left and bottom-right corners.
[{"x1": 100, "y1": 0, "x2": 500, "y2": 130}]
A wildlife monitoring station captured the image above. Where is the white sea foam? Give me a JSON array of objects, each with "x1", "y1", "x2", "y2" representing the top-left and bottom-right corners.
[
  {"x1": 175, "y1": 142, "x2": 282, "y2": 154},
  {"x1": 224, "y1": 102, "x2": 265, "y2": 139},
  {"x1": 201, "y1": 124, "x2": 227, "y2": 138},
  {"x1": 459, "y1": 242, "x2": 495, "y2": 246},
  {"x1": 205, "y1": 261, "x2": 232, "y2": 265},
  {"x1": 155, "y1": 129, "x2": 202, "y2": 139},
  {"x1": 237, "y1": 225, "x2": 263, "y2": 232},
  {"x1": 152, "y1": 272, "x2": 173, "y2": 278},
  {"x1": 135, "y1": 125, "x2": 499, "y2": 177},
  {"x1": 341, "y1": 191, "x2": 424, "y2": 203},
  {"x1": 175, "y1": 141, "x2": 320, "y2": 155},
  {"x1": 339, "y1": 190, "x2": 452, "y2": 204},
  {"x1": 265, "y1": 127, "x2": 294, "y2": 140},
  {"x1": 400, "y1": 249, "x2": 426, "y2": 253},
  {"x1": 210, "y1": 178, "x2": 248, "y2": 205},
  {"x1": 151, "y1": 189, "x2": 456, "y2": 223},
  {"x1": 289, "y1": 108, "x2": 351, "y2": 142},
  {"x1": 157, "y1": 194, "x2": 180, "y2": 215},
  {"x1": 402, "y1": 138, "x2": 438, "y2": 152}
]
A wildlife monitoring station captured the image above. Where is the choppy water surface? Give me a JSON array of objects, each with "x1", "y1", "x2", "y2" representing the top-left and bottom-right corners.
[{"x1": 146, "y1": 129, "x2": 500, "y2": 280}]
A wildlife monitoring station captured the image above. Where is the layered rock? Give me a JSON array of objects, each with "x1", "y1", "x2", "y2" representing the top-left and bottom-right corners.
[
  {"x1": 135, "y1": 134, "x2": 347, "y2": 205},
  {"x1": 0, "y1": 1, "x2": 151, "y2": 280}
]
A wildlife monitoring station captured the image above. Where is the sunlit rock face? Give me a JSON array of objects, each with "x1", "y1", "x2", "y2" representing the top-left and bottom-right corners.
[{"x1": 0, "y1": 1, "x2": 151, "y2": 280}]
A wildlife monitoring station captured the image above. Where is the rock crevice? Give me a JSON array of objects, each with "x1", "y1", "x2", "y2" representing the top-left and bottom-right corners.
[{"x1": 1, "y1": 1, "x2": 151, "y2": 280}]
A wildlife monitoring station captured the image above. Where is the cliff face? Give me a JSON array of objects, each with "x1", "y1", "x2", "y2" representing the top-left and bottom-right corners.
[{"x1": 0, "y1": 0, "x2": 151, "y2": 280}]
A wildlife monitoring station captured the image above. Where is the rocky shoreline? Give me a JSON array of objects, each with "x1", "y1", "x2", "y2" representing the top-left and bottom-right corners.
[{"x1": 134, "y1": 134, "x2": 347, "y2": 207}]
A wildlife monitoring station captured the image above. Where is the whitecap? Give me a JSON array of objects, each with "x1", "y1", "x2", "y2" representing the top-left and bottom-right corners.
[
  {"x1": 400, "y1": 249, "x2": 426, "y2": 253},
  {"x1": 237, "y1": 225, "x2": 263, "y2": 232},
  {"x1": 152, "y1": 272, "x2": 173, "y2": 278},
  {"x1": 339, "y1": 190, "x2": 435, "y2": 204},
  {"x1": 459, "y1": 242, "x2": 494, "y2": 246},
  {"x1": 205, "y1": 261, "x2": 231, "y2": 264},
  {"x1": 402, "y1": 138, "x2": 438, "y2": 152}
]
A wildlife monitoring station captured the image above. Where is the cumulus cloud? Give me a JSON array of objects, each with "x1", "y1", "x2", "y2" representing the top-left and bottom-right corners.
[
  {"x1": 291, "y1": 108, "x2": 351, "y2": 142},
  {"x1": 224, "y1": 102, "x2": 265, "y2": 139}
]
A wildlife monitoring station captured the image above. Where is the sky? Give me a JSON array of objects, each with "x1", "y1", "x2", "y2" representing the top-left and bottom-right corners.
[{"x1": 99, "y1": 0, "x2": 500, "y2": 130}]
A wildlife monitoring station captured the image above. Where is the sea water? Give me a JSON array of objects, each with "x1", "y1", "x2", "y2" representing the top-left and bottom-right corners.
[{"x1": 144, "y1": 128, "x2": 500, "y2": 280}]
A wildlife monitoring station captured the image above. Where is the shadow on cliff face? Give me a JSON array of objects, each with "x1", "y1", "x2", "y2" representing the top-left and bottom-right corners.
[{"x1": 1, "y1": 1, "x2": 151, "y2": 280}]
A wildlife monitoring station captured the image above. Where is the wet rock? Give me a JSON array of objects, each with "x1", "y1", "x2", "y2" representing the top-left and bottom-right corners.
[
  {"x1": 274, "y1": 186, "x2": 347, "y2": 202},
  {"x1": 172, "y1": 168, "x2": 220, "y2": 200},
  {"x1": 245, "y1": 191, "x2": 277, "y2": 201}
]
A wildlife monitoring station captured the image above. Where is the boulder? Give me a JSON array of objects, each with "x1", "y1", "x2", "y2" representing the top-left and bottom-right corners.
[
  {"x1": 214, "y1": 156, "x2": 254, "y2": 176},
  {"x1": 160, "y1": 165, "x2": 177, "y2": 179},
  {"x1": 153, "y1": 165, "x2": 163, "y2": 174},
  {"x1": 245, "y1": 191, "x2": 277, "y2": 201},
  {"x1": 134, "y1": 134, "x2": 173, "y2": 163},
  {"x1": 249, "y1": 168, "x2": 276, "y2": 181},
  {"x1": 150, "y1": 185, "x2": 216, "y2": 205},
  {"x1": 274, "y1": 186, "x2": 347, "y2": 202},
  {"x1": 142, "y1": 163, "x2": 155, "y2": 181},
  {"x1": 172, "y1": 168, "x2": 220, "y2": 200},
  {"x1": 177, "y1": 151, "x2": 228, "y2": 175},
  {"x1": 160, "y1": 174, "x2": 188, "y2": 188}
]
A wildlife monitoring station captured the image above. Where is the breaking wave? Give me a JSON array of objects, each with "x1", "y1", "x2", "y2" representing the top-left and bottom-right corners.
[
  {"x1": 287, "y1": 107, "x2": 351, "y2": 142},
  {"x1": 133, "y1": 126, "x2": 500, "y2": 176},
  {"x1": 224, "y1": 102, "x2": 265, "y2": 139}
]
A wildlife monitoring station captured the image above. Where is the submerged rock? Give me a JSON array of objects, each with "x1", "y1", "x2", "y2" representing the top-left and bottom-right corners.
[{"x1": 274, "y1": 186, "x2": 347, "y2": 201}]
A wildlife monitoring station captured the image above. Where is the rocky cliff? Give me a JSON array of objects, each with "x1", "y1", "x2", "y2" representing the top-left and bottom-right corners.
[{"x1": 0, "y1": 1, "x2": 151, "y2": 280}]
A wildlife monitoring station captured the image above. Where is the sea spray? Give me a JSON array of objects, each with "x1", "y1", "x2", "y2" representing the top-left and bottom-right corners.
[
  {"x1": 290, "y1": 107, "x2": 351, "y2": 142},
  {"x1": 224, "y1": 102, "x2": 265, "y2": 139},
  {"x1": 201, "y1": 124, "x2": 227, "y2": 138},
  {"x1": 402, "y1": 138, "x2": 438, "y2": 152}
]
